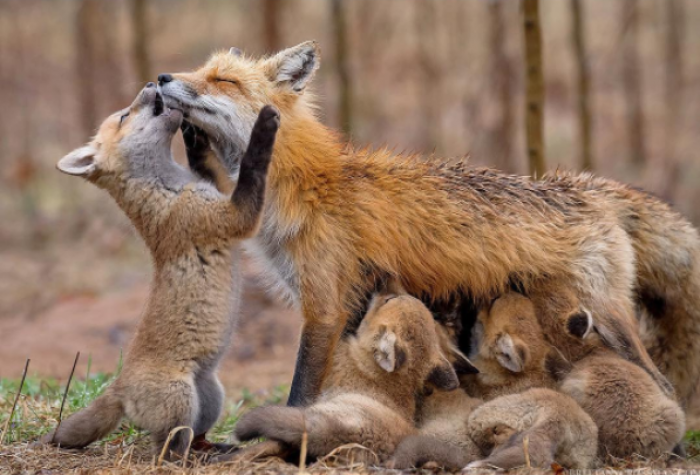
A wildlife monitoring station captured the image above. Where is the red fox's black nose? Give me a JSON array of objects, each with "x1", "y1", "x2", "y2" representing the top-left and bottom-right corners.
[{"x1": 158, "y1": 74, "x2": 173, "y2": 85}]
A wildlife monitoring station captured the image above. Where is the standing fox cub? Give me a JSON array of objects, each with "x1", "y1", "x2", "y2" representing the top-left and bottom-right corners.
[
  {"x1": 159, "y1": 42, "x2": 700, "y2": 407},
  {"x1": 41, "y1": 84, "x2": 280, "y2": 459},
  {"x1": 232, "y1": 288, "x2": 459, "y2": 465}
]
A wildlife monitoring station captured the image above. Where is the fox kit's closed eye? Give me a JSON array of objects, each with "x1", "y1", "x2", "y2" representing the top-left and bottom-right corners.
[
  {"x1": 41, "y1": 84, "x2": 280, "y2": 460},
  {"x1": 232, "y1": 290, "x2": 459, "y2": 465},
  {"x1": 559, "y1": 312, "x2": 685, "y2": 462}
]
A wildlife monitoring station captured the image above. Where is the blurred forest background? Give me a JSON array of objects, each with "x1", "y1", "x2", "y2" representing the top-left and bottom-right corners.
[{"x1": 0, "y1": 0, "x2": 698, "y2": 393}]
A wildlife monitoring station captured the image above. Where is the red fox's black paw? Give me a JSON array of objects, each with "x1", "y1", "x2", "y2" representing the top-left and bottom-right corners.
[{"x1": 257, "y1": 105, "x2": 280, "y2": 132}]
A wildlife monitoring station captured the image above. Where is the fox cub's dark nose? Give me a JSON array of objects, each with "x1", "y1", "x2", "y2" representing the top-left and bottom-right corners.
[
  {"x1": 158, "y1": 74, "x2": 173, "y2": 85},
  {"x1": 145, "y1": 82, "x2": 155, "y2": 88}
]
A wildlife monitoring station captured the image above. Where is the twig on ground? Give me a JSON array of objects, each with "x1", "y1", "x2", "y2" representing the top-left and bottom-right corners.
[
  {"x1": 156, "y1": 426, "x2": 193, "y2": 468},
  {"x1": 52, "y1": 351, "x2": 80, "y2": 444},
  {"x1": 299, "y1": 413, "x2": 308, "y2": 474},
  {"x1": 523, "y1": 435, "x2": 531, "y2": 468},
  {"x1": 1, "y1": 358, "x2": 30, "y2": 445}
]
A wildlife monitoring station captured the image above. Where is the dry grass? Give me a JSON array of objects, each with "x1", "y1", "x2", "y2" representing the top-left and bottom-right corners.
[{"x1": 1, "y1": 371, "x2": 699, "y2": 475}]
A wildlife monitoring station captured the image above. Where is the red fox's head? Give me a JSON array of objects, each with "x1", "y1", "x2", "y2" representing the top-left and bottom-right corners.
[
  {"x1": 57, "y1": 83, "x2": 183, "y2": 184},
  {"x1": 158, "y1": 41, "x2": 320, "y2": 167}
]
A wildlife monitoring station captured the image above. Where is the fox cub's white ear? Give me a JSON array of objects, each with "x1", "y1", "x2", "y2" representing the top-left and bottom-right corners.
[
  {"x1": 495, "y1": 333, "x2": 528, "y2": 373},
  {"x1": 374, "y1": 328, "x2": 407, "y2": 373},
  {"x1": 57, "y1": 145, "x2": 97, "y2": 176},
  {"x1": 264, "y1": 41, "x2": 320, "y2": 93}
]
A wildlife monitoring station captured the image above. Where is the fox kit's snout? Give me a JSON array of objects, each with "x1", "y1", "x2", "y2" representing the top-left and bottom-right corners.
[{"x1": 57, "y1": 83, "x2": 182, "y2": 179}]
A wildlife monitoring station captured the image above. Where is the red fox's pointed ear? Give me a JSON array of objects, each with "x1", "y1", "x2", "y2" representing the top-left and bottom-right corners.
[
  {"x1": 57, "y1": 145, "x2": 97, "y2": 177},
  {"x1": 263, "y1": 41, "x2": 320, "y2": 93}
]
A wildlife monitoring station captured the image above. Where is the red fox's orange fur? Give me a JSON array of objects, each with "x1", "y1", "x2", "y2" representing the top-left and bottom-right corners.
[{"x1": 159, "y1": 42, "x2": 700, "y2": 407}]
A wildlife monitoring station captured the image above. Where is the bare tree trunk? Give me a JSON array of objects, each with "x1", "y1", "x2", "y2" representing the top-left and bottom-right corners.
[
  {"x1": 661, "y1": 0, "x2": 684, "y2": 201},
  {"x1": 522, "y1": 0, "x2": 546, "y2": 177},
  {"x1": 621, "y1": 0, "x2": 645, "y2": 167},
  {"x1": 76, "y1": 0, "x2": 99, "y2": 140},
  {"x1": 130, "y1": 0, "x2": 151, "y2": 86},
  {"x1": 331, "y1": 0, "x2": 352, "y2": 137},
  {"x1": 488, "y1": 0, "x2": 514, "y2": 172},
  {"x1": 262, "y1": 0, "x2": 282, "y2": 52},
  {"x1": 414, "y1": 0, "x2": 441, "y2": 152},
  {"x1": 570, "y1": 0, "x2": 593, "y2": 171}
]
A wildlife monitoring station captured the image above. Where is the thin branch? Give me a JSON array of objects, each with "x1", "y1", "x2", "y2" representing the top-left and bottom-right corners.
[
  {"x1": 522, "y1": 0, "x2": 546, "y2": 177},
  {"x1": 52, "y1": 351, "x2": 80, "y2": 444},
  {"x1": 1, "y1": 359, "x2": 30, "y2": 444}
]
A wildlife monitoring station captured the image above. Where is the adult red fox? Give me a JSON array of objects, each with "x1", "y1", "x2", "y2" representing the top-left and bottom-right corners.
[{"x1": 158, "y1": 42, "x2": 700, "y2": 407}]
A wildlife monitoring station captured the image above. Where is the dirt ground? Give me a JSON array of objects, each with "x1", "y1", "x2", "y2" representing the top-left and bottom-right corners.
[{"x1": 0, "y1": 252, "x2": 301, "y2": 399}]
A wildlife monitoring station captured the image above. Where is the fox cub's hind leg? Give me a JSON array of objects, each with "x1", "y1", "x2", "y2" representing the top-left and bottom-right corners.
[
  {"x1": 193, "y1": 371, "x2": 224, "y2": 437},
  {"x1": 191, "y1": 371, "x2": 237, "y2": 454}
]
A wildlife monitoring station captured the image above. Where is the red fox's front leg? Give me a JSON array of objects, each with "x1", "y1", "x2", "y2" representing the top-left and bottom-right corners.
[{"x1": 288, "y1": 278, "x2": 349, "y2": 407}]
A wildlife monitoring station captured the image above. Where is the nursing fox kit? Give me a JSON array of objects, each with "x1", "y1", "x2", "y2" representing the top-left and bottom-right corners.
[
  {"x1": 160, "y1": 41, "x2": 700, "y2": 408},
  {"x1": 43, "y1": 84, "x2": 280, "y2": 459}
]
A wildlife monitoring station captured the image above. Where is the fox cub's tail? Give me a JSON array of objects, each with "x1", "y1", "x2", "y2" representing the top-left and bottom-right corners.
[{"x1": 42, "y1": 390, "x2": 124, "y2": 448}]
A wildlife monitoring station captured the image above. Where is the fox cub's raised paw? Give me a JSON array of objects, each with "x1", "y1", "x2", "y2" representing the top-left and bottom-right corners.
[{"x1": 257, "y1": 105, "x2": 281, "y2": 132}]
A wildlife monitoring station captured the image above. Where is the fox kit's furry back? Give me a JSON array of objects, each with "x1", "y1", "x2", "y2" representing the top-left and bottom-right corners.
[
  {"x1": 42, "y1": 88, "x2": 280, "y2": 460},
  {"x1": 558, "y1": 309, "x2": 685, "y2": 461},
  {"x1": 466, "y1": 388, "x2": 598, "y2": 470},
  {"x1": 233, "y1": 289, "x2": 459, "y2": 464}
]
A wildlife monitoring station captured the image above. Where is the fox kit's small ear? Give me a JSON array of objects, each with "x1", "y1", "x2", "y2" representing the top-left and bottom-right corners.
[
  {"x1": 374, "y1": 328, "x2": 407, "y2": 373},
  {"x1": 495, "y1": 333, "x2": 528, "y2": 373},
  {"x1": 229, "y1": 47, "x2": 242, "y2": 57},
  {"x1": 427, "y1": 356, "x2": 459, "y2": 390},
  {"x1": 57, "y1": 145, "x2": 97, "y2": 177},
  {"x1": 264, "y1": 41, "x2": 320, "y2": 93},
  {"x1": 567, "y1": 308, "x2": 594, "y2": 339}
]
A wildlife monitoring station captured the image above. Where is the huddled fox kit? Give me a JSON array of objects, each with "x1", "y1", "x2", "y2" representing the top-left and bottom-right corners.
[
  {"x1": 160, "y1": 41, "x2": 700, "y2": 408},
  {"x1": 41, "y1": 84, "x2": 280, "y2": 459},
  {"x1": 560, "y1": 314, "x2": 686, "y2": 461},
  {"x1": 474, "y1": 292, "x2": 685, "y2": 462},
  {"x1": 231, "y1": 289, "x2": 459, "y2": 465},
  {"x1": 467, "y1": 388, "x2": 598, "y2": 470},
  {"x1": 389, "y1": 387, "x2": 483, "y2": 471},
  {"x1": 465, "y1": 292, "x2": 560, "y2": 399},
  {"x1": 391, "y1": 294, "x2": 596, "y2": 471}
]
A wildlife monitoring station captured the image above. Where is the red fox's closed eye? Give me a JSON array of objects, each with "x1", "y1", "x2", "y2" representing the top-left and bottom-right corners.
[{"x1": 216, "y1": 78, "x2": 237, "y2": 85}]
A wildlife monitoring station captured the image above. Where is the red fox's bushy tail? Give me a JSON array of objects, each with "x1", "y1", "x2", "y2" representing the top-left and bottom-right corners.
[
  {"x1": 42, "y1": 390, "x2": 124, "y2": 448},
  {"x1": 624, "y1": 198, "x2": 700, "y2": 407}
]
